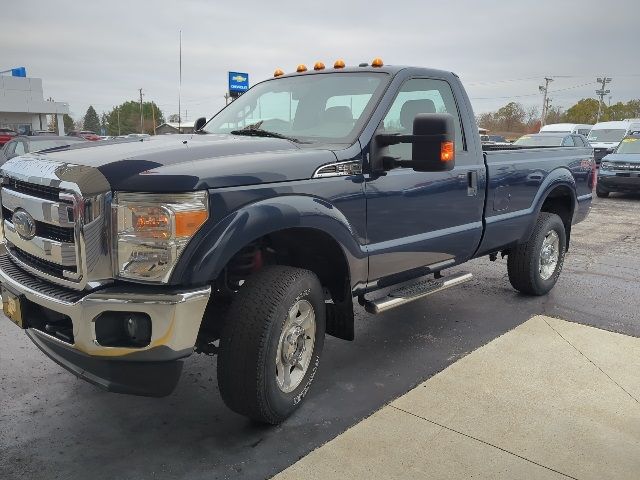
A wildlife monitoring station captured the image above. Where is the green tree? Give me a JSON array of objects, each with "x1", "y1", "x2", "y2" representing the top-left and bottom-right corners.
[
  {"x1": 564, "y1": 98, "x2": 600, "y2": 124},
  {"x1": 63, "y1": 114, "x2": 75, "y2": 134},
  {"x1": 104, "y1": 101, "x2": 164, "y2": 136},
  {"x1": 495, "y1": 102, "x2": 526, "y2": 131},
  {"x1": 83, "y1": 106, "x2": 100, "y2": 133}
]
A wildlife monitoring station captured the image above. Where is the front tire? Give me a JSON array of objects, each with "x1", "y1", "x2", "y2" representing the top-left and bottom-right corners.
[
  {"x1": 217, "y1": 266, "x2": 326, "y2": 424},
  {"x1": 596, "y1": 185, "x2": 610, "y2": 198},
  {"x1": 507, "y1": 212, "x2": 566, "y2": 296}
]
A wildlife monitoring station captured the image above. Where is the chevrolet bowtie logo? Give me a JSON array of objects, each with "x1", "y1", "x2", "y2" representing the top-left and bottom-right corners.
[{"x1": 232, "y1": 75, "x2": 247, "y2": 83}]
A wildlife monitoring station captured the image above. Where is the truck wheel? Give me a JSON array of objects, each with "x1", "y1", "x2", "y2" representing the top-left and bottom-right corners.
[
  {"x1": 596, "y1": 185, "x2": 610, "y2": 198},
  {"x1": 507, "y1": 212, "x2": 566, "y2": 296},
  {"x1": 217, "y1": 265, "x2": 325, "y2": 424}
]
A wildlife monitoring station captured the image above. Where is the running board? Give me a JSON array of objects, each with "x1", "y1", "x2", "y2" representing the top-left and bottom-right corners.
[{"x1": 364, "y1": 272, "x2": 473, "y2": 314}]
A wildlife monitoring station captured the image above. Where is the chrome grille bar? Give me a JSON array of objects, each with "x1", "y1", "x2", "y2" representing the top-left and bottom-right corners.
[
  {"x1": 1, "y1": 187, "x2": 75, "y2": 227},
  {"x1": 4, "y1": 220, "x2": 77, "y2": 266}
]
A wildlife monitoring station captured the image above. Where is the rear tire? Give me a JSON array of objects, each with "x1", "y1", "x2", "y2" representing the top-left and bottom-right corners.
[
  {"x1": 507, "y1": 212, "x2": 566, "y2": 296},
  {"x1": 596, "y1": 185, "x2": 610, "y2": 198},
  {"x1": 217, "y1": 265, "x2": 325, "y2": 424}
]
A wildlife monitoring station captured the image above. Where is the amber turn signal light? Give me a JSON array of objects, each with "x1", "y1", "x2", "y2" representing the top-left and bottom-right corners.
[
  {"x1": 296, "y1": 64, "x2": 308, "y2": 72},
  {"x1": 440, "y1": 141, "x2": 455, "y2": 162},
  {"x1": 371, "y1": 57, "x2": 384, "y2": 67},
  {"x1": 314, "y1": 61, "x2": 325, "y2": 71},
  {"x1": 274, "y1": 68, "x2": 285, "y2": 77},
  {"x1": 334, "y1": 59, "x2": 346, "y2": 69}
]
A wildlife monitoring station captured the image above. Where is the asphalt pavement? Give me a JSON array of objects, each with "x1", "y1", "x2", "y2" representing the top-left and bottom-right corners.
[{"x1": 1, "y1": 194, "x2": 639, "y2": 480}]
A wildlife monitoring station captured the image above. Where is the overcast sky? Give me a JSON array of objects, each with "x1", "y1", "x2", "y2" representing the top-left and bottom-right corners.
[{"x1": 4, "y1": 0, "x2": 639, "y2": 122}]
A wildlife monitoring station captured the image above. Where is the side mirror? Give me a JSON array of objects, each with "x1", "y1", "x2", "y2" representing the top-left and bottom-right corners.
[
  {"x1": 194, "y1": 117, "x2": 207, "y2": 132},
  {"x1": 375, "y1": 113, "x2": 456, "y2": 172}
]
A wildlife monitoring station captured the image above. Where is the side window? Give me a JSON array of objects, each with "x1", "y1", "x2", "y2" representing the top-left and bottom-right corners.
[
  {"x1": 4, "y1": 141, "x2": 16, "y2": 155},
  {"x1": 14, "y1": 141, "x2": 26, "y2": 155},
  {"x1": 562, "y1": 136, "x2": 575, "y2": 147},
  {"x1": 381, "y1": 78, "x2": 465, "y2": 161}
]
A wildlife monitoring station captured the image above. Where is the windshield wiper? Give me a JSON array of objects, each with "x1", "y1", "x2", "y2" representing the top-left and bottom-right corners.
[{"x1": 230, "y1": 123, "x2": 302, "y2": 143}]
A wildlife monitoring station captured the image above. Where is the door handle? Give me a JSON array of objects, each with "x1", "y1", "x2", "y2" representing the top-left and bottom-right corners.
[{"x1": 467, "y1": 171, "x2": 478, "y2": 196}]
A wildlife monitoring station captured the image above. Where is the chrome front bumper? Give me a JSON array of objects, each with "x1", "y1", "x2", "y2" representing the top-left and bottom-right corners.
[{"x1": 0, "y1": 254, "x2": 211, "y2": 395}]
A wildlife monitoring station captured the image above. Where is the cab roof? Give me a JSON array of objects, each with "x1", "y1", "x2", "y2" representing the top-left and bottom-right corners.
[{"x1": 270, "y1": 64, "x2": 456, "y2": 80}]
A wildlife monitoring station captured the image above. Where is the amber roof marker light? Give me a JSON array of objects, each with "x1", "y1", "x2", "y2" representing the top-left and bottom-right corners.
[
  {"x1": 334, "y1": 59, "x2": 346, "y2": 69},
  {"x1": 273, "y1": 68, "x2": 285, "y2": 77},
  {"x1": 296, "y1": 64, "x2": 308, "y2": 73},
  {"x1": 371, "y1": 57, "x2": 384, "y2": 67},
  {"x1": 313, "y1": 61, "x2": 325, "y2": 71}
]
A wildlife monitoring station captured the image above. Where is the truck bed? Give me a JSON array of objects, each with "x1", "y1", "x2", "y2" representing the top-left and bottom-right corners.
[{"x1": 476, "y1": 146, "x2": 594, "y2": 256}]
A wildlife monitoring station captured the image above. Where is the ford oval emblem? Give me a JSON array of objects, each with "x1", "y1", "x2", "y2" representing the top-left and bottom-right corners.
[{"x1": 12, "y1": 209, "x2": 37, "y2": 240}]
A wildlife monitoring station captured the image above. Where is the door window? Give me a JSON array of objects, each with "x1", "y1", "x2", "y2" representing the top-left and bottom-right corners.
[
  {"x1": 380, "y1": 78, "x2": 465, "y2": 161},
  {"x1": 562, "y1": 136, "x2": 575, "y2": 147},
  {"x1": 14, "y1": 141, "x2": 26, "y2": 155}
]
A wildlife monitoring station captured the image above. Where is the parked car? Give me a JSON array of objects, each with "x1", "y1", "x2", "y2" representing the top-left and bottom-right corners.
[
  {"x1": 68, "y1": 130, "x2": 101, "y2": 141},
  {"x1": 30, "y1": 130, "x2": 57, "y2": 136},
  {"x1": 540, "y1": 123, "x2": 592, "y2": 137},
  {"x1": 514, "y1": 133, "x2": 591, "y2": 147},
  {"x1": 0, "y1": 61, "x2": 592, "y2": 424},
  {"x1": 588, "y1": 120, "x2": 640, "y2": 163},
  {"x1": 0, "y1": 135, "x2": 86, "y2": 164},
  {"x1": 0, "y1": 128, "x2": 17, "y2": 146},
  {"x1": 125, "y1": 133, "x2": 151, "y2": 139},
  {"x1": 596, "y1": 134, "x2": 640, "y2": 197},
  {"x1": 488, "y1": 135, "x2": 511, "y2": 145}
]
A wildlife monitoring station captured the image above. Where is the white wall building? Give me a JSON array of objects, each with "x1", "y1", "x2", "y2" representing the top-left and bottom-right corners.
[{"x1": 0, "y1": 75, "x2": 69, "y2": 135}]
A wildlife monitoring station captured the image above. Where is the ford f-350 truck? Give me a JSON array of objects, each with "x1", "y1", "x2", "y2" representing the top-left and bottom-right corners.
[{"x1": 0, "y1": 60, "x2": 593, "y2": 424}]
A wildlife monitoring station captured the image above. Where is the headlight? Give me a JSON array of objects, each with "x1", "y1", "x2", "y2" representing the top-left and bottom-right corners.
[
  {"x1": 113, "y1": 191, "x2": 208, "y2": 282},
  {"x1": 600, "y1": 161, "x2": 612, "y2": 170}
]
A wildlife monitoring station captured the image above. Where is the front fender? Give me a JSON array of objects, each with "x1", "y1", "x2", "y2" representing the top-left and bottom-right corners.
[{"x1": 171, "y1": 195, "x2": 367, "y2": 288}]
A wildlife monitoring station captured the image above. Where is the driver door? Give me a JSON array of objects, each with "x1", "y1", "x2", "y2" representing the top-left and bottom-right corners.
[{"x1": 365, "y1": 78, "x2": 484, "y2": 282}]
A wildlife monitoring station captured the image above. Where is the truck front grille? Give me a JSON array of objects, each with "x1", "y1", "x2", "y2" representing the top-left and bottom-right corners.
[{"x1": 0, "y1": 157, "x2": 113, "y2": 291}]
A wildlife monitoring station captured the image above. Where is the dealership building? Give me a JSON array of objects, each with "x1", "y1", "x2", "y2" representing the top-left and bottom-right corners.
[{"x1": 0, "y1": 74, "x2": 69, "y2": 135}]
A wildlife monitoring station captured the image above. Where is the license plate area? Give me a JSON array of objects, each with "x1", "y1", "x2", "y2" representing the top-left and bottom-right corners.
[{"x1": 2, "y1": 285, "x2": 27, "y2": 328}]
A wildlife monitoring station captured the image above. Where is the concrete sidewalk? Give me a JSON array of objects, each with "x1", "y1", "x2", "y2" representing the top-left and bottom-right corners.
[{"x1": 275, "y1": 316, "x2": 640, "y2": 479}]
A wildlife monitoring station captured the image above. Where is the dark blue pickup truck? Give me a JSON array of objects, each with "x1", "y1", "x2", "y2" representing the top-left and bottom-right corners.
[{"x1": 0, "y1": 61, "x2": 593, "y2": 423}]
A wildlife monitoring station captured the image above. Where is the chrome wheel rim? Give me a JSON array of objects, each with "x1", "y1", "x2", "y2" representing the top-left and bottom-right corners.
[
  {"x1": 275, "y1": 299, "x2": 316, "y2": 393},
  {"x1": 539, "y1": 230, "x2": 560, "y2": 281}
]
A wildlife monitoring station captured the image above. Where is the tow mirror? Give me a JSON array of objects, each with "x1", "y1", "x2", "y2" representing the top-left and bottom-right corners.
[
  {"x1": 375, "y1": 113, "x2": 456, "y2": 172},
  {"x1": 194, "y1": 117, "x2": 207, "y2": 132}
]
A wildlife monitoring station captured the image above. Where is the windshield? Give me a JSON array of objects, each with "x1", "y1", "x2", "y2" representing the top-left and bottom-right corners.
[
  {"x1": 616, "y1": 137, "x2": 640, "y2": 154},
  {"x1": 588, "y1": 128, "x2": 626, "y2": 142},
  {"x1": 202, "y1": 72, "x2": 388, "y2": 144},
  {"x1": 514, "y1": 135, "x2": 563, "y2": 146}
]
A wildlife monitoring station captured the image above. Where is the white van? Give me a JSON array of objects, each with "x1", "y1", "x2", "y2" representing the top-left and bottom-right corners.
[
  {"x1": 588, "y1": 120, "x2": 640, "y2": 162},
  {"x1": 539, "y1": 123, "x2": 592, "y2": 136}
]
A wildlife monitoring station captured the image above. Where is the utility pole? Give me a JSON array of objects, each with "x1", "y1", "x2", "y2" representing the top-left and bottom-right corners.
[
  {"x1": 151, "y1": 103, "x2": 156, "y2": 135},
  {"x1": 117, "y1": 106, "x2": 121, "y2": 136},
  {"x1": 178, "y1": 30, "x2": 182, "y2": 134},
  {"x1": 139, "y1": 88, "x2": 144, "y2": 134},
  {"x1": 544, "y1": 97, "x2": 553, "y2": 122},
  {"x1": 539, "y1": 77, "x2": 553, "y2": 127},
  {"x1": 595, "y1": 76, "x2": 612, "y2": 123}
]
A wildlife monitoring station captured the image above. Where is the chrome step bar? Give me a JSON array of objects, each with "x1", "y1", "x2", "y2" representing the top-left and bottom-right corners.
[{"x1": 364, "y1": 272, "x2": 473, "y2": 314}]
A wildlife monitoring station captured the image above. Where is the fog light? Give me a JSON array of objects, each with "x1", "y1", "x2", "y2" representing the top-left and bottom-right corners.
[{"x1": 95, "y1": 312, "x2": 152, "y2": 347}]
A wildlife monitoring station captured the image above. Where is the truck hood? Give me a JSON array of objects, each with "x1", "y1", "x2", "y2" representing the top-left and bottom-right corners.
[
  {"x1": 589, "y1": 141, "x2": 620, "y2": 149},
  {"x1": 31, "y1": 134, "x2": 337, "y2": 191},
  {"x1": 602, "y1": 153, "x2": 640, "y2": 163}
]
